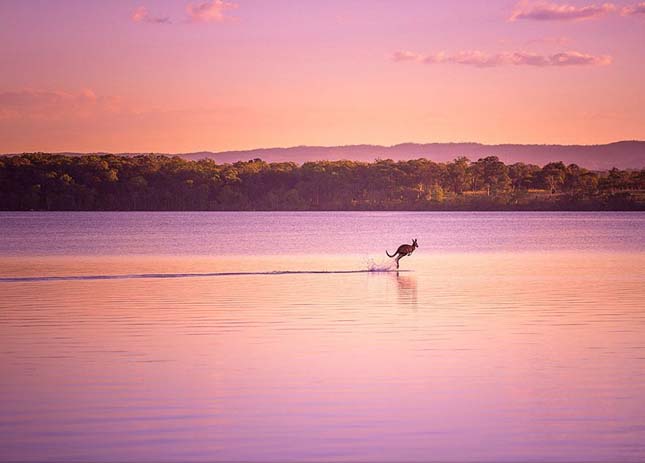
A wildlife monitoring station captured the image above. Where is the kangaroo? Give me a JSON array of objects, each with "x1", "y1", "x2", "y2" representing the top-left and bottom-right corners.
[{"x1": 386, "y1": 239, "x2": 418, "y2": 269}]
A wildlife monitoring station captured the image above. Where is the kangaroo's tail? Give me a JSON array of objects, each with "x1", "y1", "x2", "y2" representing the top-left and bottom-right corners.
[{"x1": 386, "y1": 250, "x2": 396, "y2": 258}]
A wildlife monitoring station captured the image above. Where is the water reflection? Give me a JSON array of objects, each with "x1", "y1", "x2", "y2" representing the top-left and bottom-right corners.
[
  {"x1": 1, "y1": 252, "x2": 645, "y2": 461},
  {"x1": 394, "y1": 272, "x2": 418, "y2": 307}
]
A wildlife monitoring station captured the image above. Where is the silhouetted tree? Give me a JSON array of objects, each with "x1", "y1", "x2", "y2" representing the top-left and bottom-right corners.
[{"x1": 0, "y1": 153, "x2": 643, "y2": 211}]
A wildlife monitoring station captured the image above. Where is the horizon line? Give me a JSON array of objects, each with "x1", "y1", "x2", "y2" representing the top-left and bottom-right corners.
[{"x1": 2, "y1": 139, "x2": 644, "y2": 156}]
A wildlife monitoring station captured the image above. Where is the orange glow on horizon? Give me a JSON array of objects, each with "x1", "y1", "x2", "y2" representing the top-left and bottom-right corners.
[{"x1": 0, "y1": 1, "x2": 643, "y2": 153}]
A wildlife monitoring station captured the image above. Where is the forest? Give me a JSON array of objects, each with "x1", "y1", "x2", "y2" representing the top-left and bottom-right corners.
[{"x1": 1, "y1": 153, "x2": 644, "y2": 211}]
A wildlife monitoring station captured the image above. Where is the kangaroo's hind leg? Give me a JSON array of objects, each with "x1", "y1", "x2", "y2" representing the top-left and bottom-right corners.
[{"x1": 395, "y1": 253, "x2": 403, "y2": 269}]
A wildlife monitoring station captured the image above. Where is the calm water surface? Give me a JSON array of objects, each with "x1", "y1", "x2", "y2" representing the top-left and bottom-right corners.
[{"x1": 1, "y1": 212, "x2": 644, "y2": 461}]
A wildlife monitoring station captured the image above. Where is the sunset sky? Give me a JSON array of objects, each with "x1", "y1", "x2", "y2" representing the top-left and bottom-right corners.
[{"x1": 1, "y1": 0, "x2": 644, "y2": 153}]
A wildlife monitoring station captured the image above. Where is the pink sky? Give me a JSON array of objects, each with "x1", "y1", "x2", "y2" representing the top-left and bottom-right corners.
[{"x1": 0, "y1": 0, "x2": 644, "y2": 153}]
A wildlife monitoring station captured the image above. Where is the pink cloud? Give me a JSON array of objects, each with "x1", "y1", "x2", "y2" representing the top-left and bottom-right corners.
[
  {"x1": 509, "y1": 1, "x2": 616, "y2": 21},
  {"x1": 622, "y1": 2, "x2": 645, "y2": 15},
  {"x1": 390, "y1": 50, "x2": 422, "y2": 62},
  {"x1": 422, "y1": 52, "x2": 447, "y2": 64},
  {"x1": 508, "y1": 52, "x2": 551, "y2": 66},
  {"x1": 549, "y1": 51, "x2": 612, "y2": 65},
  {"x1": 131, "y1": 6, "x2": 171, "y2": 24},
  {"x1": 391, "y1": 50, "x2": 612, "y2": 68},
  {"x1": 445, "y1": 50, "x2": 507, "y2": 67},
  {"x1": 0, "y1": 89, "x2": 123, "y2": 121},
  {"x1": 186, "y1": 0, "x2": 237, "y2": 23}
]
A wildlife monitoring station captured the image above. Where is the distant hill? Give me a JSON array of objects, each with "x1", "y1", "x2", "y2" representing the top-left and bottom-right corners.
[{"x1": 7, "y1": 140, "x2": 645, "y2": 170}]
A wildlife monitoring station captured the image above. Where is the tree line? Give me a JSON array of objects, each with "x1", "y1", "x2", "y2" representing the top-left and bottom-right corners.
[{"x1": 1, "y1": 153, "x2": 644, "y2": 211}]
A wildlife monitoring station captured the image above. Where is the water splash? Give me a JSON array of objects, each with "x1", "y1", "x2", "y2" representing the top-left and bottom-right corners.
[{"x1": 364, "y1": 257, "x2": 396, "y2": 272}]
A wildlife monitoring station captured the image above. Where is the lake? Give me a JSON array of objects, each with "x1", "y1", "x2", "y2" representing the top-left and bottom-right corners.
[{"x1": 1, "y1": 212, "x2": 645, "y2": 461}]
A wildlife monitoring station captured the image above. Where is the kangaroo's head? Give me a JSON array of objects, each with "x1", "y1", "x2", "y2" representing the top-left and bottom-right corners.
[{"x1": 412, "y1": 238, "x2": 418, "y2": 248}]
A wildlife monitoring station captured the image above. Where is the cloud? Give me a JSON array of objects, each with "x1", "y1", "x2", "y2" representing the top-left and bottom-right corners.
[
  {"x1": 622, "y1": 2, "x2": 645, "y2": 15},
  {"x1": 509, "y1": 1, "x2": 616, "y2": 21},
  {"x1": 186, "y1": 0, "x2": 237, "y2": 23},
  {"x1": 548, "y1": 51, "x2": 612, "y2": 65},
  {"x1": 390, "y1": 50, "x2": 422, "y2": 62},
  {"x1": 391, "y1": 50, "x2": 612, "y2": 68},
  {"x1": 0, "y1": 89, "x2": 124, "y2": 121},
  {"x1": 442, "y1": 50, "x2": 507, "y2": 67},
  {"x1": 131, "y1": 6, "x2": 171, "y2": 24}
]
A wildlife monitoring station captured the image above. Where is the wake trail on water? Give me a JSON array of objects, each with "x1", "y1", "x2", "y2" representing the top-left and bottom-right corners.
[{"x1": 0, "y1": 267, "x2": 407, "y2": 283}]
